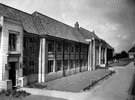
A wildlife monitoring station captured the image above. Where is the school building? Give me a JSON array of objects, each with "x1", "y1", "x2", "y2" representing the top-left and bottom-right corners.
[{"x1": 0, "y1": 3, "x2": 114, "y2": 90}]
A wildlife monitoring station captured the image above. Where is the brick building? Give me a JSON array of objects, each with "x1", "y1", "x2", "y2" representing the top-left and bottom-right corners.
[{"x1": 0, "y1": 3, "x2": 114, "y2": 90}]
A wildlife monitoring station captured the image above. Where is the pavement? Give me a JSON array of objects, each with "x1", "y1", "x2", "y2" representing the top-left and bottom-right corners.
[{"x1": 20, "y1": 62, "x2": 135, "y2": 100}]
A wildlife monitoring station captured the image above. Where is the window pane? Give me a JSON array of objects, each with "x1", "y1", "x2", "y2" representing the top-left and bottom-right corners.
[
  {"x1": 64, "y1": 42, "x2": 68, "y2": 53},
  {"x1": 63, "y1": 60, "x2": 68, "y2": 70},
  {"x1": 9, "y1": 33, "x2": 17, "y2": 51},
  {"x1": 83, "y1": 59, "x2": 87, "y2": 67},
  {"x1": 56, "y1": 41, "x2": 62, "y2": 52},
  {"x1": 70, "y1": 44, "x2": 74, "y2": 53},
  {"x1": 75, "y1": 59, "x2": 79, "y2": 67},
  {"x1": 48, "y1": 40, "x2": 54, "y2": 52},
  {"x1": 47, "y1": 60, "x2": 53, "y2": 73},
  {"x1": 75, "y1": 44, "x2": 79, "y2": 53},
  {"x1": 70, "y1": 60, "x2": 74, "y2": 69},
  {"x1": 56, "y1": 60, "x2": 62, "y2": 71}
]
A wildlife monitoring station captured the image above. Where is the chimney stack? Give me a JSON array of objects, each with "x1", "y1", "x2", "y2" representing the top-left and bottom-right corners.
[{"x1": 74, "y1": 22, "x2": 79, "y2": 30}]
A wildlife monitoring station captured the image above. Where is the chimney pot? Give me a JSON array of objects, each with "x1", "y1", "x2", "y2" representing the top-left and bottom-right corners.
[{"x1": 74, "y1": 22, "x2": 79, "y2": 30}]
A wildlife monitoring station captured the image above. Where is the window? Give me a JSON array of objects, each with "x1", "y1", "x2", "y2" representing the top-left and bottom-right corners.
[
  {"x1": 29, "y1": 45, "x2": 35, "y2": 53},
  {"x1": 63, "y1": 60, "x2": 68, "y2": 70},
  {"x1": 75, "y1": 59, "x2": 79, "y2": 67},
  {"x1": 80, "y1": 59, "x2": 82, "y2": 67},
  {"x1": 70, "y1": 44, "x2": 74, "y2": 53},
  {"x1": 83, "y1": 45, "x2": 87, "y2": 54},
  {"x1": 81, "y1": 45, "x2": 87, "y2": 54},
  {"x1": 56, "y1": 41, "x2": 62, "y2": 52},
  {"x1": 82, "y1": 59, "x2": 87, "y2": 67},
  {"x1": 9, "y1": 33, "x2": 17, "y2": 51},
  {"x1": 23, "y1": 60, "x2": 27, "y2": 75},
  {"x1": 48, "y1": 41, "x2": 54, "y2": 52},
  {"x1": 75, "y1": 44, "x2": 79, "y2": 53},
  {"x1": 64, "y1": 42, "x2": 68, "y2": 53},
  {"x1": 70, "y1": 60, "x2": 74, "y2": 69},
  {"x1": 30, "y1": 37, "x2": 35, "y2": 43},
  {"x1": 56, "y1": 60, "x2": 62, "y2": 71},
  {"x1": 47, "y1": 60, "x2": 53, "y2": 73},
  {"x1": 29, "y1": 60, "x2": 35, "y2": 74},
  {"x1": 23, "y1": 37, "x2": 26, "y2": 51}
]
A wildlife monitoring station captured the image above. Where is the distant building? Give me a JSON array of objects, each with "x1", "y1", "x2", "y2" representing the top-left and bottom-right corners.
[
  {"x1": 0, "y1": 3, "x2": 114, "y2": 90},
  {"x1": 128, "y1": 46, "x2": 135, "y2": 59}
]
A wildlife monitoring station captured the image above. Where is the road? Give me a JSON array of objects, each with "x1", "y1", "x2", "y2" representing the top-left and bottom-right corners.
[{"x1": 22, "y1": 62, "x2": 135, "y2": 100}]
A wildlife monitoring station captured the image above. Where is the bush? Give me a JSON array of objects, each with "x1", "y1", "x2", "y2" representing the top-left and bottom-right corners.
[
  {"x1": 0, "y1": 89, "x2": 31, "y2": 98},
  {"x1": 29, "y1": 83, "x2": 47, "y2": 89}
]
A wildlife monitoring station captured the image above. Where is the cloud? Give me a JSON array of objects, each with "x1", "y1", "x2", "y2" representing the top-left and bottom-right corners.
[{"x1": 0, "y1": 0, "x2": 134, "y2": 52}]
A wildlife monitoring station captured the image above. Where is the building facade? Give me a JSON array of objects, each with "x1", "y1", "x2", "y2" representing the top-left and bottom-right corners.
[{"x1": 0, "y1": 3, "x2": 114, "y2": 90}]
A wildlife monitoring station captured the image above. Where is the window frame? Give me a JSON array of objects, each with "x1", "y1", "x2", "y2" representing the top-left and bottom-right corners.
[
  {"x1": 56, "y1": 60, "x2": 62, "y2": 71},
  {"x1": 56, "y1": 41, "x2": 62, "y2": 53},
  {"x1": 8, "y1": 33, "x2": 17, "y2": 51},
  {"x1": 47, "y1": 60, "x2": 54, "y2": 73},
  {"x1": 48, "y1": 40, "x2": 54, "y2": 53}
]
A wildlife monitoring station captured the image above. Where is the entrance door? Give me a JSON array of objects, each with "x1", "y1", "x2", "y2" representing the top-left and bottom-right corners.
[{"x1": 9, "y1": 62, "x2": 16, "y2": 87}]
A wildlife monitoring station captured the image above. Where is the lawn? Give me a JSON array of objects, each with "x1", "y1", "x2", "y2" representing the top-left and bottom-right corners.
[
  {"x1": 108, "y1": 58, "x2": 131, "y2": 67},
  {"x1": 0, "y1": 95, "x2": 67, "y2": 100},
  {"x1": 44, "y1": 69, "x2": 113, "y2": 92}
]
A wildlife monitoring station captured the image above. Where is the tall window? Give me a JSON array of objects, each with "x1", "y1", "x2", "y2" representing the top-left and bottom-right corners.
[
  {"x1": 29, "y1": 60, "x2": 35, "y2": 74},
  {"x1": 70, "y1": 44, "x2": 74, "y2": 53},
  {"x1": 48, "y1": 40, "x2": 54, "y2": 52},
  {"x1": 56, "y1": 60, "x2": 62, "y2": 71},
  {"x1": 56, "y1": 41, "x2": 62, "y2": 52},
  {"x1": 82, "y1": 59, "x2": 87, "y2": 67},
  {"x1": 63, "y1": 60, "x2": 68, "y2": 70},
  {"x1": 83, "y1": 45, "x2": 87, "y2": 54},
  {"x1": 70, "y1": 60, "x2": 74, "y2": 69},
  {"x1": 75, "y1": 44, "x2": 79, "y2": 53},
  {"x1": 9, "y1": 33, "x2": 17, "y2": 51},
  {"x1": 81, "y1": 45, "x2": 87, "y2": 54},
  {"x1": 75, "y1": 59, "x2": 79, "y2": 67},
  {"x1": 23, "y1": 37, "x2": 26, "y2": 51},
  {"x1": 47, "y1": 60, "x2": 53, "y2": 73},
  {"x1": 64, "y1": 42, "x2": 68, "y2": 53},
  {"x1": 23, "y1": 60, "x2": 27, "y2": 75},
  {"x1": 80, "y1": 59, "x2": 82, "y2": 67}
]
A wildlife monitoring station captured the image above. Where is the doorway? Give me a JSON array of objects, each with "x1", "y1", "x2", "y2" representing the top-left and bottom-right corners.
[{"x1": 9, "y1": 62, "x2": 16, "y2": 87}]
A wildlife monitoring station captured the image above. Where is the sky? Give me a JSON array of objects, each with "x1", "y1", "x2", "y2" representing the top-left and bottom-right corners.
[{"x1": 0, "y1": 0, "x2": 135, "y2": 53}]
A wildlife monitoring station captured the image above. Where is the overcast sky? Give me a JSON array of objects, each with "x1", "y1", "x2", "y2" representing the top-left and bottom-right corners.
[{"x1": 0, "y1": 0, "x2": 135, "y2": 53}]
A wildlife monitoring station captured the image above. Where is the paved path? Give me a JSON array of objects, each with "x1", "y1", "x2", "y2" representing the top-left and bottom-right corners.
[{"x1": 21, "y1": 62, "x2": 135, "y2": 100}]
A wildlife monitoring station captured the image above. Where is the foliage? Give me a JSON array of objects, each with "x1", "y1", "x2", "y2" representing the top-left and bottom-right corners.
[
  {"x1": 0, "y1": 89, "x2": 31, "y2": 98},
  {"x1": 29, "y1": 83, "x2": 47, "y2": 89}
]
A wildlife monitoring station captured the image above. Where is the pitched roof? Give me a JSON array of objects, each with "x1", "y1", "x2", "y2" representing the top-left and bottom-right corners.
[
  {"x1": 32, "y1": 12, "x2": 88, "y2": 44},
  {"x1": 128, "y1": 46, "x2": 135, "y2": 52},
  {"x1": 107, "y1": 43, "x2": 114, "y2": 50},
  {"x1": 79, "y1": 27, "x2": 100, "y2": 40},
  {"x1": 0, "y1": 3, "x2": 38, "y2": 34}
]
